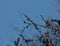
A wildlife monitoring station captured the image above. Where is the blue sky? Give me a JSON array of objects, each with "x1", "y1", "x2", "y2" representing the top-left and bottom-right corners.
[{"x1": 0, "y1": 0, "x2": 60, "y2": 46}]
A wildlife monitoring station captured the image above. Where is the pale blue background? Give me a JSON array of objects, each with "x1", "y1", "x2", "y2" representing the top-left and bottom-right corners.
[{"x1": 0, "y1": 0, "x2": 60, "y2": 46}]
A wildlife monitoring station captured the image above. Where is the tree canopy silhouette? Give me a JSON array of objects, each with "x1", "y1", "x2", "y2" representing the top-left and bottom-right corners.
[{"x1": 7, "y1": 11, "x2": 60, "y2": 46}]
